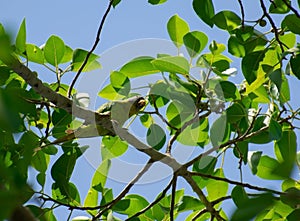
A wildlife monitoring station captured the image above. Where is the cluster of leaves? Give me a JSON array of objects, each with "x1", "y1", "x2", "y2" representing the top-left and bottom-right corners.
[{"x1": 1, "y1": 0, "x2": 300, "y2": 221}]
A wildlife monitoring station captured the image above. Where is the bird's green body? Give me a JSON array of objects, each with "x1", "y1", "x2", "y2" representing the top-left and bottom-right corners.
[{"x1": 48, "y1": 96, "x2": 146, "y2": 145}]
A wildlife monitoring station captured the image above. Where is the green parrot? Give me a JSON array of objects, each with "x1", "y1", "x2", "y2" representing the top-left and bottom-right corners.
[{"x1": 43, "y1": 96, "x2": 146, "y2": 146}]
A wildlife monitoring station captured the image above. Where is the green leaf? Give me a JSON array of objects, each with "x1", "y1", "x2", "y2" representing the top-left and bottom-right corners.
[
  {"x1": 120, "y1": 56, "x2": 159, "y2": 77},
  {"x1": 114, "y1": 194, "x2": 150, "y2": 216},
  {"x1": 26, "y1": 44, "x2": 44, "y2": 64},
  {"x1": 210, "y1": 114, "x2": 230, "y2": 147},
  {"x1": 269, "y1": 119, "x2": 282, "y2": 140},
  {"x1": 209, "y1": 41, "x2": 226, "y2": 55},
  {"x1": 242, "y1": 51, "x2": 265, "y2": 84},
  {"x1": 61, "y1": 45, "x2": 73, "y2": 63},
  {"x1": 207, "y1": 168, "x2": 228, "y2": 201},
  {"x1": 167, "y1": 14, "x2": 190, "y2": 48},
  {"x1": 110, "y1": 71, "x2": 130, "y2": 96},
  {"x1": 256, "y1": 155, "x2": 286, "y2": 180},
  {"x1": 147, "y1": 124, "x2": 166, "y2": 150},
  {"x1": 148, "y1": 0, "x2": 167, "y2": 5},
  {"x1": 287, "y1": 209, "x2": 300, "y2": 221},
  {"x1": 231, "y1": 193, "x2": 275, "y2": 221},
  {"x1": 72, "y1": 49, "x2": 101, "y2": 72},
  {"x1": 177, "y1": 118, "x2": 209, "y2": 146},
  {"x1": 15, "y1": 19, "x2": 26, "y2": 54},
  {"x1": 31, "y1": 150, "x2": 49, "y2": 173},
  {"x1": 84, "y1": 187, "x2": 98, "y2": 215},
  {"x1": 36, "y1": 173, "x2": 46, "y2": 188},
  {"x1": 44, "y1": 35, "x2": 65, "y2": 66},
  {"x1": 215, "y1": 81, "x2": 240, "y2": 101},
  {"x1": 183, "y1": 31, "x2": 208, "y2": 58},
  {"x1": 228, "y1": 36, "x2": 245, "y2": 57},
  {"x1": 91, "y1": 159, "x2": 111, "y2": 192},
  {"x1": 213, "y1": 11, "x2": 241, "y2": 31},
  {"x1": 290, "y1": 54, "x2": 300, "y2": 80},
  {"x1": 98, "y1": 84, "x2": 125, "y2": 100},
  {"x1": 226, "y1": 103, "x2": 246, "y2": 123},
  {"x1": 151, "y1": 56, "x2": 190, "y2": 75},
  {"x1": 139, "y1": 114, "x2": 153, "y2": 128},
  {"x1": 280, "y1": 187, "x2": 300, "y2": 208},
  {"x1": 51, "y1": 150, "x2": 77, "y2": 184},
  {"x1": 274, "y1": 130, "x2": 296, "y2": 175},
  {"x1": 269, "y1": 0, "x2": 290, "y2": 14},
  {"x1": 231, "y1": 186, "x2": 249, "y2": 208},
  {"x1": 101, "y1": 136, "x2": 128, "y2": 160},
  {"x1": 178, "y1": 196, "x2": 203, "y2": 212},
  {"x1": 195, "y1": 156, "x2": 217, "y2": 174},
  {"x1": 280, "y1": 74, "x2": 290, "y2": 103},
  {"x1": 248, "y1": 151, "x2": 262, "y2": 174},
  {"x1": 282, "y1": 14, "x2": 300, "y2": 34},
  {"x1": 112, "y1": 0, "x2": 121, "y2": 7},
  {"x1": 279, "y1": 33, "x2": 296, "y2": 49},
  {"x1": 192, "y1": 0, "x2": 215, "y2": 27},
  {"x1": 52, "y1": 108, "x2": 73, "y2": 126}
]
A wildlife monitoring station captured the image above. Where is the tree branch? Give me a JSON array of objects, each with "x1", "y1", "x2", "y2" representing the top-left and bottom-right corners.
[
  {"x1": 68, "y1": 0, "x2": 113, "y2": 98},
  {"x1": 126, "y1": 178, "x2": 174, "y2": 220},
  {"x1": 181, "y1": 172, "x2": 225, "y2": 221},
  {"x1": 189, "y1": 171, "x2": 283, "y2": 195},
  {"x1": 93, "y1": 159, "x2": 154, "y2": 220},
  {"x1": 170, "y1": 174, "x2": 177, "y2": 221}
]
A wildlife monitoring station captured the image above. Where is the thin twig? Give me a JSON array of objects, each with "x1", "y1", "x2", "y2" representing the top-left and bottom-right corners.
[
  {"x1": 93, "y1": 159, "x2": 154, "y2": 220},
  {"x1": 189, "y1": 171, "x2": 283, "y2": 195},
  {"x1": 237, "y1": 0, "x2": 245, "y2": 28},
  {"x1": 191, "y1": 196, "x2": 231, "y2": 221},
  {"x1": 259, "y1": 0, "x2": 285, "y2": 52},
  {"x1": 68, "y1": 0, "x2": 113, "y2": 98},
  {"x1": 182, "y1": 172, "x2": 225, "y2": 221},
  {"x1": 170, "y1": 174, "x2": 177, "y2": 221}
]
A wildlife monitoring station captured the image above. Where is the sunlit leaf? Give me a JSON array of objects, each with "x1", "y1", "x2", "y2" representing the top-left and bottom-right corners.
[
  {"x1": 151, "y1": 56, "x2": 190, "y2": 75},
  {"x1": 167, "y1": 14, "x2": 190, "y2": 48},
  {"x1": 101, "y1": 136, "x2": 128, "y2": 160},
  {"x1": 26, "y1": 44, "x2": 44, "y2": 64},
  {"x1": 91, "y1": 159, "x2": 111, "y2": 192},
  {"x1": 110, "y1": 71, "x2": 130, "y2": 97},
  {"x1": 44, "y1": 35, "x2": 65, "y2": 66},
  {"x1": 72, "y1": 49, "x2": 101, "y2": 72},
  {"x1": 15, "y1": 18, "x2": 26, "y2": 54},
  {"x1": 207, "y1": 168, "x2": 228, "y2": 202},
  {"x1": 213, "y1": 10, "x2": 241, "y2": 31},
  {"x1": 183, "y1": 31, "x2": 208, "y2": 58},
  {"x1": 120, "y1": 56, "x2": 159, "y2": 77}
]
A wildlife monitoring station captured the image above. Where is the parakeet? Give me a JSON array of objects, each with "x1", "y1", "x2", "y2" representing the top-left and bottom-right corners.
[{"x1": 44, "y1": 96, "x2": 146, "y2": 146}]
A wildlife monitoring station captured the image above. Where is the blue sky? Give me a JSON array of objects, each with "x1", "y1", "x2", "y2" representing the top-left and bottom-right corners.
[{"x1": 1, "y1": 0, "x2": 300, "y2": 220}]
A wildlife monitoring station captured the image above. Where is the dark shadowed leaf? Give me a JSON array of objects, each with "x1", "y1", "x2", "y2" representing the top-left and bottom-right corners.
[
  {"x1": 147, "y1": 124, "x2": 166, "y2": 150},
  {"x1": 231, "y1": 193, "x2": 275, "y2": 221},
  {"x1": 193, "y1": 0, "x2": 215, "y2": 27}
]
